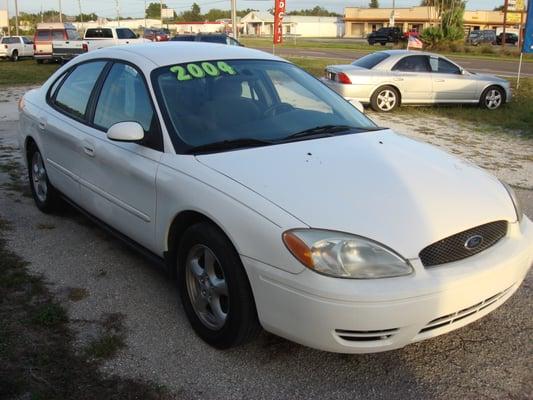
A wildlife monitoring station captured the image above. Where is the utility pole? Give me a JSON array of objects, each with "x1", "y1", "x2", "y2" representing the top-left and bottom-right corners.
[
  {"x1": 160, "y1": 0, "x2": 163, "y2": 29},
  {"x1": 6, "y1": 0, "x2": 10, "y2": 35},
  {"x1": 59, "y1": 0, "x2": 63, "y2": 22},
  {"x1": 231, "y1": 0, "x2": 237, "y2": 38},
  {"x1": 144, "y1": 0, "x2": 147, "y2": 28},
  {"x1": 502, "y1": 0, "x2": 508, "y2": 48},
  {"x1": 14, "y1": 0, "x2": 19, "y2": 35},
  {"x1": 115, "y1": 0, "x2": 120, "y2": 25},
  {"x1": 41, "y1": 0, "x2": 44, "y2": 23},
  {"x1": 78, "y1": 0, "x2": 83, "y2": 30}
]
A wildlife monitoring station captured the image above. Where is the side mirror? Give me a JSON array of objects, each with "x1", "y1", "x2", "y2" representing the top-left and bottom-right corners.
[
  {"x1": 106, "y1": 121, "x2": 144, "y2": 142},
  {"x1": 348, "y1": 98, "x2": 365, "y2": 113}
]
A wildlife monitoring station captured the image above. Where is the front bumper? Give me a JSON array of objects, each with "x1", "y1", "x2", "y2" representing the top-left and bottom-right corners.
[{"x1": 243, "y1": 217, "x2": 533, "y2": 353}]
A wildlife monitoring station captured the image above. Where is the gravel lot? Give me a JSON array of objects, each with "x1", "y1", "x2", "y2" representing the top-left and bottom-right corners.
[{"x1": 0, "y1": 87, "x2": 532, "y2": 399}]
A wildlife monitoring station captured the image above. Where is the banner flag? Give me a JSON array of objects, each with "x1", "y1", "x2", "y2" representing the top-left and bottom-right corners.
[
  {"x1": 523, "y1": 0, "x2": 533, "y2": 53},
  {"x1": 407, "y1": 35, "x2": 423, "y2": 49},
  {"x1": 273, "y1": 0, "x2": 286, "y2": 45}
]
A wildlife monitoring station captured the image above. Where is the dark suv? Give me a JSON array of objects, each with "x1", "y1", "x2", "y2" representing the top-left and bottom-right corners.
[
  {"x1": 367, "y1": 27, "x2": 403, "y2": 45},
  {"x1": 496, "y1": 32, "x2": 518, "y2": 45},
  {"x1": 171, "y1": 33, "x2": 243, "y2": 46}
]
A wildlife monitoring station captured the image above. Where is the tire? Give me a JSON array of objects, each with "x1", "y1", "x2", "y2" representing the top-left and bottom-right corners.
[
  {"x1": 370, "y1": 85, "x2": 400, "y2": 112},
  {"x1": 480, "y1": 85, "x2": 505, "y2": 110},
  {"x1": 368, "y1": 40, "x2": 375, "y2": 45},
  {"x1": 11, "y1": 50, "x2": 18, "y2": 62},
  {"x1": 177, "y1": 222, "x2": 261, "y2": 349},
  {"x1": 27, "y1": 145, "x2": 61, "y2": 213},
  {"x1": 36, "y1": 59, "x2": 44, "y2": 64},
  {"x1": 380, "y1": 42, "x2": 386, "y2": 46}
]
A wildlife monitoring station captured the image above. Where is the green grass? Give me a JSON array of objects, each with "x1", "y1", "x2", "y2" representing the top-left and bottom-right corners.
[
  {"x1": 288, "y1": 56, "x2": 533, "y2": 138},
  {"x1": 0, "y1": 59, "x2": 59, "y2": 86},
  {"x1": 241, "y1": 37, "x2": 533, "y2": 62}
]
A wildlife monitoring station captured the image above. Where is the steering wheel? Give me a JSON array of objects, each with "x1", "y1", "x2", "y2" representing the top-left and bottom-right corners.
[{"x1": 263, "y1": 103, "x2": 294, "y2": 118}]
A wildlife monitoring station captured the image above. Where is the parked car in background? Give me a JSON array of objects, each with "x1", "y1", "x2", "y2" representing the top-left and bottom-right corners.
[
  {"x1": 496, "y1": 32, "x2": 518, "y2": 45},
  {"x1": 171, "y1": 33, "x2": 243, "y2": 46},
  {"x1": 17, "y1": 42, "x2": 532, "y2": 354},
  {"x1": 144, "y1": 28, "x2": 170, "y2": 42},
  {"x1": 0, "y1": 36, "x2": 34, "y2": 61},
  {"x1": 367, "y1": 27, "x2": 403, "y2": 45},
  {"x1": 466, "y1": 30, "x2": 497, "y2": 46},
  {"x1": 323, "y1": 50, "x2": 511, "y2": 112},
  {"x1": 83, "y1": 27, "x2": 150, "y2": 50},
  {"x1": 34, "y1": 23, "x2": 80, "y2": 63}
]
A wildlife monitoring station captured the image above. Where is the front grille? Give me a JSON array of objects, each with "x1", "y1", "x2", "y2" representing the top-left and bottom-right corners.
[
  {"x1": 335, "y1": 328, "x2": 398, "y2": 342},
  {"x1": 419, "y1": 221, "x2": 508, "y2": 267},
  {"x1": 418, "y1": 286, "x2": 513, "y2": 335}
]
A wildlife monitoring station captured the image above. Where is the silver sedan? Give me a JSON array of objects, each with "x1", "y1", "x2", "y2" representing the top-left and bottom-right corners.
[{"x1": 323, "y1": 50, "x2": 511, "y2": 112}]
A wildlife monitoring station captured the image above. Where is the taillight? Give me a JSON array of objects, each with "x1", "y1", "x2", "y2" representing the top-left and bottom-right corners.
[
  {"x1": 33, "y1": 43, "x2": 36, "y2": 50},
  {"x1": 82, "y1": 43, "x2": 88, "y2": 52},
  {"x1": 336, "y1": 72, "x2": 352, "y2": 85},
  {"x1": 3, "y1": 44, "x2": 7, "y2": 49}
]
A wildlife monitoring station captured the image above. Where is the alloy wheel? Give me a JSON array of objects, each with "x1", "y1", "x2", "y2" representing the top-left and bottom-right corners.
[
  {"x1": 31, "y1": 151, "x2": 48, "y2": 202},
  {"x1": 185, "y1": 244, "x2": 229, "y2": 330},
  {"x1": 377, "y1": 89, "x2": 397, "y2": 111},
  {"x1": 485, "y1": 89, "x2": 502, "y2": 110}
]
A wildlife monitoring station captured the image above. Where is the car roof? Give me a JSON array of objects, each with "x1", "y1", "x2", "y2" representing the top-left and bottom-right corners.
[
  {"x1": 380, "y1": 49, "x2": 444, "y2": 58},
  {"x1": 81, "y1": 42, "x2": 283, "y2": 67}
]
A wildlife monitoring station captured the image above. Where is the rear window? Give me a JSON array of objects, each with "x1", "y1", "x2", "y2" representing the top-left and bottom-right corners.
[
  {"x1": 85, "y1": 28, "x2": 113, "y2": 38},
  {"x1": 199, "y1": 35, "x2": 226, "y2": 44},
  {"x1": 1, "y1": 37, "x2": 20, "y2": 44},
  {"x1": 36, "y1": 30, "x2": 51, "y2": 41},
  {"x1": 52, "y1": 30, "x2": 65, "y2": 40},
  {"x1": 172, "y1": 35, "x2": 195, "y2": 41},
  {"x1": 352, "y1": 52, "x2": 390, "y2": 69}
]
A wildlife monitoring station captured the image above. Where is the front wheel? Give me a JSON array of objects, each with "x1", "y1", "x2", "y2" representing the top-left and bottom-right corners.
[
  {"x1": 480, "y1": 86, "x2": 505, "y2": 110},
  {"x1": 370, "y1": 86, "x2": 400, "y2": 112},
  {"x1": 177, "y1": 222, "x2": 261, "y2": 349},
  {"x1": 27, "y1": 146, "x2": 61, "y2": 212},
  {"x1": 11, "y1": 50, "x2": 18, "y2": 62}
]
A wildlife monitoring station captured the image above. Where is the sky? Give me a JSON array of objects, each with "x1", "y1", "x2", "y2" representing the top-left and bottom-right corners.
[{"x1": 3, "y1": 0, "x2": 504, "y2": 19}]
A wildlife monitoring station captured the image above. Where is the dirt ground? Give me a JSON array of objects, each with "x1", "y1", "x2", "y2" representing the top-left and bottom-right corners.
[{"x1": 0, "y1": 86, "x2": 532, "y2": 399}]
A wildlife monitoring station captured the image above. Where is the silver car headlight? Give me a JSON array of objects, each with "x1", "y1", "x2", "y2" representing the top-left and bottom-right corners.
[
  {"x1": 501, "y1": 181, "x2": 523, "y2": 222},
  {"x1": 282, "y1": 229, "x2": 413, "y2": 279}
]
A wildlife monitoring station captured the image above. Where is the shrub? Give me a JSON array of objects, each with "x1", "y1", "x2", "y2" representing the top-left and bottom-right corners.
[{"x1": 480, "y1": 44, "x2": 495, "y2": 54}]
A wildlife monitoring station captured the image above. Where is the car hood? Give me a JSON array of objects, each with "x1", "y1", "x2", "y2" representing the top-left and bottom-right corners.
[{"x1": 196, "y1": 130, "x2": 516, "y2": 259}]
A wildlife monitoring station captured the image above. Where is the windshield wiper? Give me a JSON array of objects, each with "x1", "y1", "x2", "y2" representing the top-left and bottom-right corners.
[
  {"x1": 186, "y1": 138, "x2": 275, "y2": 154},
  {"x1": 282, "y1": 125, "x2": 381, "y2": 142}
]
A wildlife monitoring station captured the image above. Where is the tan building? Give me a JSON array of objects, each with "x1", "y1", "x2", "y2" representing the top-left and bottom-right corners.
[{"x1": 344, "y1": 6, "x2": 526, "y2": 38}]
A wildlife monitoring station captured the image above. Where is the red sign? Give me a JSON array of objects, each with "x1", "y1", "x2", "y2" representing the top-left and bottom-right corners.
[{"x1": 273, "y1": 0, "x2": 286, "y2": 44}]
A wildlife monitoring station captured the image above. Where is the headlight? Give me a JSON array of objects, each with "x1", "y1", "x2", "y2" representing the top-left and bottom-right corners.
[
  {"x1": 501, "y1": 181, "x2": 523, "y2": 222},
  {"x1": 282, "y1": 229, "x2": 413, "y2": 279}
]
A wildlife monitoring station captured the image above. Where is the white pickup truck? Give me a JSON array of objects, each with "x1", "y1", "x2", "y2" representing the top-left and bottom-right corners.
[
  {"x1": 83, "y1": 27, "x2": 150, "y2": 50},
  {"x1": 0, "y1": 36, "x2": 34, "y2": 61}
]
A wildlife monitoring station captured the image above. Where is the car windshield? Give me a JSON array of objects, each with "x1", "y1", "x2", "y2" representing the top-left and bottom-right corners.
[
  {"x1": 469, "y1": 32, "x2": 480, "y2": 37},
  {"x1": 351, "y1": 52, "x2": 390, "y2": 69},
  {"x1": 152, "y1": 59, "x2": 376, "y2": 152}
]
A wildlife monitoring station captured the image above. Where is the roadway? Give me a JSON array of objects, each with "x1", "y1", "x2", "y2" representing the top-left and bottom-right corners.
[{"x1": 251, "y1": 46, "x2": 533, "y2": 78}]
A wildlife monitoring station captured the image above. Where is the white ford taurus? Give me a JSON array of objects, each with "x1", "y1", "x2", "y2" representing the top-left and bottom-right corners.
[{"x1": 18, "y1": 42, "x2": 532, "y2": 353}]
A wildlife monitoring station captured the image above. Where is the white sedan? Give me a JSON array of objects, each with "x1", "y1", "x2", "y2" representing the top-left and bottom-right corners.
[{"x1": 18, "y1": 43, "x2": 532, "y2": 353}]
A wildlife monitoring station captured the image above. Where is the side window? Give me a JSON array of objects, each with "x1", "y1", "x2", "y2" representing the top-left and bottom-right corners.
[
  {"x1": 116, "y1": 29, "x2": 137, "y2": 39},
  {"x1": 392, "y1": 56, "x2": 431, "y2": 72},
  {"x1": 54, "y1": 61, "x2": 107, "y2": 119},
  {"x1": 22, "y1": 37, "x2": 32, "y2": 44},
  {"x1": 93, "y1": 63, "x2": 158, "y2": 140},
  {"x1": 52, "y1": 30, "x2": 64, "y2": 41},
  {"x1": 430, "y1": 57, "x2": 461, "y2": 74},
  {"x1": 66, "y1": 29, "x2": 81, "y2": 40}
]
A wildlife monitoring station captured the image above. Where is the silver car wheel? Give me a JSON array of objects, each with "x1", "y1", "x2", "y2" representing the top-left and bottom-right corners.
[
  {"x1": 31, "y1": 151, "x2": 48, "y2": 202},
  {"x1": 185, "y1": 244, "x2": 229, "y2": 330},
  {"x1": 377, "y1": 89, "x2": 397, "y2": 111},
  {"x1": 485, "y1": 89, "x2": 502, "y2": 110}
]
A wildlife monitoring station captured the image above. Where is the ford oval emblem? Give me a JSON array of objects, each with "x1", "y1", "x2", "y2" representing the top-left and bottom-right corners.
[{"x1": 464, "y1": 235, "x2": 484, "y2": 250}]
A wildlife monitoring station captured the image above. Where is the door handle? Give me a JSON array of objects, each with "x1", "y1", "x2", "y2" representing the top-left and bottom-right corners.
[
  {"x1": 125, "y1": 41, "x2": 130, "y2": 44},
  {"x1": 435, "y1": 79, "x2": 445, "y2": 82},
  {"x1": 82, "y1": 140, "x2": 95, "y2": 157},
  {"x1": 393, "y1": 77, "x2": 404, "y2": 81},
  {"x1": 38, "y1": 118, "x2": 47, "y2": 130}
]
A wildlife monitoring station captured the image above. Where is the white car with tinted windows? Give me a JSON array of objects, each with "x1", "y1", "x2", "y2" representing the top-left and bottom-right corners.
[{"x1": 18, "y1": 43, "x2": 533, "y2": 353}]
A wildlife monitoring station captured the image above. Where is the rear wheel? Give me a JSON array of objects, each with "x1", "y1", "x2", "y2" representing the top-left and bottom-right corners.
[
  {"x1": 480, "y1": 86, "x2": 505, "y2": 110},
  {"x1": 11, "y1": 50, "x2": 18, "y2": 62},
  {"x1": 177, "y1": 222, "x2": 261, "y2": 349},
  {"x1": 27, "y1": 146, "x2": 61, "y2": 213},
  {"x1": 371, "y1": 86, "x2": 400, "y2": 112}
]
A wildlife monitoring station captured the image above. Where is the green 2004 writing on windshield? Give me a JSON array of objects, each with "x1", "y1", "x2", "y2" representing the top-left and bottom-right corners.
[{"x1": 170, "y1": 61, "x2": 237, "y2": 81}]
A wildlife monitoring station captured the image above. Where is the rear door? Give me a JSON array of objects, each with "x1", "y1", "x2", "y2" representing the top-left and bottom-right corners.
[
  {"x1": 390, "y1": 55, "x2": 434, "y2": 102},
  {"x1": 429, "y1": 56, "x2": 479, "y2": 102},
  {"x1": 76, "y1": 61, "x2": 163, "y2": 250},
  {"x1": 115, "y1": 28, "x2": 138, "y2": 45},
  {"x1": 43, "y1": 60, "x2": 109, "y2": 204},
  {"x1": 35, "y1": 29, "x2": 52, "y2": 56}
]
